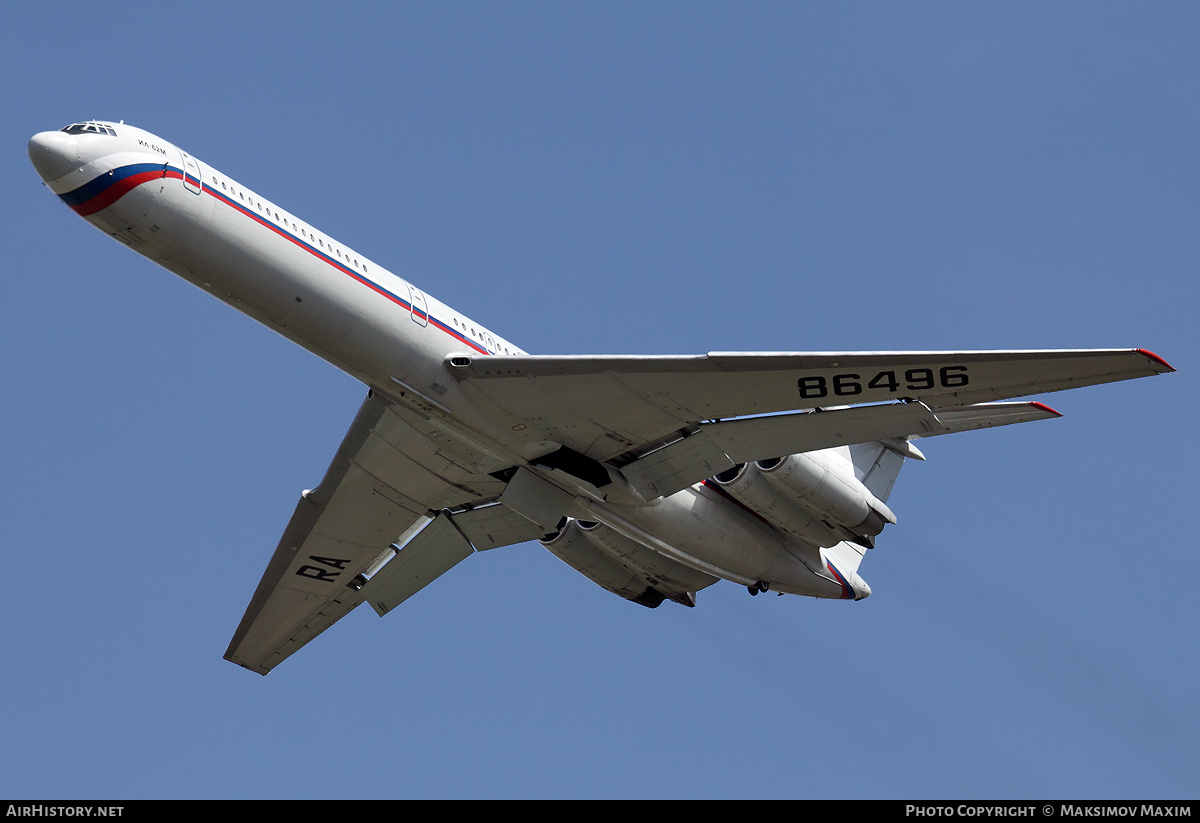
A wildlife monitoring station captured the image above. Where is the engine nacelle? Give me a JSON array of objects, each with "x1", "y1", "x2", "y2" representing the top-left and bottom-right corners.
[
  {"x1": 757, "y1": 450, "x2": 896, "y2": 541},
  {"x1": 710, "y1": 463, "x2": 844, "y2": 548},
  {"x1": 576, "y1": 519, "x2": 718, "y2": 599},
  {"x1": 547, "y1": 487, "x2": 867, "y2": 600},
  {"x1": 540, "y1": 518, "x2": 670, "y2": 608}
]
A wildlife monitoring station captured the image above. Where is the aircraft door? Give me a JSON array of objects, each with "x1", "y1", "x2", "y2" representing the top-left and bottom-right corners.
[
  {"x1": 179, "y1": 150, "x2": 202, "y2": 195},
  {"x1": 408, "y1": 285, "x2": 429, "y2": 327}
]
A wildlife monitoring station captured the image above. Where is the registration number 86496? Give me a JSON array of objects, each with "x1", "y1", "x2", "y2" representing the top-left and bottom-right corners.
[{"x1": 797, "y1": 366, "x2": 970, "y2": 399}]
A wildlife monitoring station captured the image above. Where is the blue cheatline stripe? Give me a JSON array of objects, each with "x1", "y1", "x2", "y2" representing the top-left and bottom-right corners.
[
  {"x1": 824, "y1": 558, "x2": 853, "y2": 599},
  {"x1": 58, "y1": 162, "x2": 166, "y2": 208}
]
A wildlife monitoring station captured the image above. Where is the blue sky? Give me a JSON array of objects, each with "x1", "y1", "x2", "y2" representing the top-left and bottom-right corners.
[{"x1": 2, "y1": 2, "x2": 1196, "y2": 799}]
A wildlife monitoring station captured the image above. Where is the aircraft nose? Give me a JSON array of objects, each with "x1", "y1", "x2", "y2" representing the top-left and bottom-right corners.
[{"x1": 28, "y1": 130, "x2": 79, "y2": 182}]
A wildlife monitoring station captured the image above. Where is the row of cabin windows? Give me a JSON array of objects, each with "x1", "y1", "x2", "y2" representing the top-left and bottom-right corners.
[
  {"x1": 447, "y1": 316, "x2": 516, "y2": 355},
  {"x1": 206, "y1": 171, "x2": 519, "y2": 355},
  {"x1": 48, "y1": 124, "x2": 394, "y2": 288},
  {"x1": 47, "y1": 131, "x2": 518, "y2": 351},
  {"x1": 208, "y1": 174, "x2": 368, "y2": 274}
]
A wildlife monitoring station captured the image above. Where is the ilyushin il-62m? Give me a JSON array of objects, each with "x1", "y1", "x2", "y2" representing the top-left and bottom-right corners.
[{"x1": 28, "y1": 121, "x2": 1175, "y2": 675}]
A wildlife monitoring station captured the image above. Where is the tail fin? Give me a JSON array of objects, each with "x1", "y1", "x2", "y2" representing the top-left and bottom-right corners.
[{"x1": 848, "y1": 440, "x2": 911, "y2": 504}]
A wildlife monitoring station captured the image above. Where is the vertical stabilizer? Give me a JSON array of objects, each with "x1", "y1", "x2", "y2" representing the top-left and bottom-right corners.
[{"x1": 848, "y1": 440, "x2": 912, "y2": 504}]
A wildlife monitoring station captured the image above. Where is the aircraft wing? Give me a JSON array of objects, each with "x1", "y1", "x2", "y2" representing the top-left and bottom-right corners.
[
  {"x1": 449, "y1": 348, "x2": 1173, "y2": 462},
  {"x1": 228, "y1": 348, "x2": 1171, "y2": 673},
  {"x1": 224, "y1": 392, "x2": 518, "y2": 675}
]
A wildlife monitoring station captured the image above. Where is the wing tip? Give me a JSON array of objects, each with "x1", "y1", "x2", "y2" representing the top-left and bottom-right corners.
[
  {"x1": 1136, "y1": 348, "x2": 1176, "y2": 373},
  {"x1": 223, "y1": 652, "x2": 271, "y2": 676},
  {"x1": 1028, "y1": 401, "x2": 1064, "y2": 418}
]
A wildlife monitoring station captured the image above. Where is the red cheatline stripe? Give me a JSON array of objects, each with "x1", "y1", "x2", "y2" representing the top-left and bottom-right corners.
[{"x1": 71, "y1": 168, "x2": 176, "y2": 217}]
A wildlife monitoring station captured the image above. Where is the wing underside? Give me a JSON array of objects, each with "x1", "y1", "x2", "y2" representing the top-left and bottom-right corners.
[
  {"x1": 226, "y1": 348, "x2": 1171, "y2": 673},
  {"x1": 224, "y1": 392, "x2": 516, "y2": 674},
  {"x1": 448, "y1": 348, "x2": 1172, "y2": 462}
]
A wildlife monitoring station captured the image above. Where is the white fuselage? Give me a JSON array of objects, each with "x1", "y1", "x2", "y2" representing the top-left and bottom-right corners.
[{"x1": 29, "y1": 121, "x2": 863, "y2": 603}]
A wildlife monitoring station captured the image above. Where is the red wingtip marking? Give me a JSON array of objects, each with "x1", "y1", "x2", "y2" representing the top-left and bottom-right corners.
[
  {"x1": 1136, "y1": 349, "x2": 1176, "y2": 372},
  {"x1": 1029, "y1": 401, "x2": 1063, "y2": 418}
]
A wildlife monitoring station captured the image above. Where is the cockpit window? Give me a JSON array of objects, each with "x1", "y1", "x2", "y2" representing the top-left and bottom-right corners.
[{"x1": 61, "y1": 122, "x2": 117, "y2": 137}]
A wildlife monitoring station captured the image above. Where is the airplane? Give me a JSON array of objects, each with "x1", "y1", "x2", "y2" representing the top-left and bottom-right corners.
[{"x1": 28, "y1": 120, "x2": 1175, "y2": 675}]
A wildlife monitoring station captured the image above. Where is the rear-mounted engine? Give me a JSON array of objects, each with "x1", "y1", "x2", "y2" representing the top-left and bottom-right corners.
[{"x1": 712, "y1": 449, "x2": 896, "y2": 547}]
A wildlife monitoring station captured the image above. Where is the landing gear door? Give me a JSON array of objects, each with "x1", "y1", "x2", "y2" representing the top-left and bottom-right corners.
[{"x1": 179, "y1": 150, "x2": 202, "y2": 195}]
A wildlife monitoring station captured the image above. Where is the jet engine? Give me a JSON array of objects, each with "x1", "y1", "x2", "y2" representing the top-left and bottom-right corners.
[
  {"x1": 710, "y1": 462, "x2": 844, "y2": 548},
  {"x1": 713, "y1": 448, "x2": 897, "y2": 547},
  {"x1": 757, "y1": 449, "x2": 896, "y2": 543},
  {"x1": 575, "y1": 519, "x2": 717, "y2": 601},
  {"x1": 540, "y1": 518, "x2": 673, "y2": 607}
]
